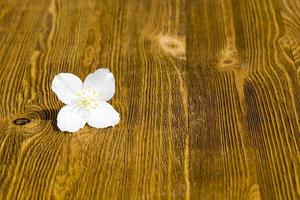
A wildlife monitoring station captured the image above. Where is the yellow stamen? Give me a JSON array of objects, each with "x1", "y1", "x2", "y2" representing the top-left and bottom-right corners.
[{"x1": 81, "y1": 99, "x2": 89, "y2": 107}]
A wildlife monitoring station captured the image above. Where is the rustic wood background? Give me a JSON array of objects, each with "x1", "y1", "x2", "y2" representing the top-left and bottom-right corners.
[{"x1": 0, "y1": 0, "x2": 299, "y2": 199}]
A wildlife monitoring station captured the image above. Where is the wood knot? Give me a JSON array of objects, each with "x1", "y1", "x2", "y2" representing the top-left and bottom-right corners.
[
  {"x1": 13, "y1": 118, "x2": 30, "y2": 125},
  {"x1": 223, "y1": 59, "x2": 233, "y2": 65},
  {"x1": 159, "y1": 35, "x2": 186, "y2": 60},
  {"x1": 166, "y1": 42, "x2": 178, "y2": 49},
  {"x1": 218, "y1": 48, "x2": 240, "y2": 70},
  {"x1": 83, "y1": 46, "x2": 96, "y2": 67}
]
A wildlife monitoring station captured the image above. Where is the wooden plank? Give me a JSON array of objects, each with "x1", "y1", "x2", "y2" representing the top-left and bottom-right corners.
[
  {"x1": 0, "y1": 0, "x2": 299, "y2": 199},
  {"x1": 186, "y1": 0, "x2": 300, "y2": 199},
  {"x1": 186, "y1": 0, "x2": 259, "y2": 199},
  {"x1": 233, "y1": 0, "x2": 300, "y2": 198},
  {"x1": 0, "y1": 0, "x2": 189, "y2": 199}
]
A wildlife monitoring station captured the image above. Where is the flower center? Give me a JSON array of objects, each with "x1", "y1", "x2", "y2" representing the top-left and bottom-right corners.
[
  {"x1": 79, "y1": 99, "x2": 90, "y2": 108},
  {"x1": 70, "y1": 87, "x2": 102, "y2": 118}
]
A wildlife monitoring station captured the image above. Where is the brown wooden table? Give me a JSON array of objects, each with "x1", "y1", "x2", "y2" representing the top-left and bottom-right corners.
[{"x1": 0, "y1": 0, "x2": 299, "y2": 199}]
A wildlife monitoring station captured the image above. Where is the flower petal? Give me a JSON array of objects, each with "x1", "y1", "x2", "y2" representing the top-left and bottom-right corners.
[
  {"x1": 87, "y1": 101, "x2": 120, "y2": 128},
  {"x1": 57, "y1": 105, "x2": 86, "y2": 132},
  {"x1": 52, "y1": 73, "x2": 83, "y2": 104},
  {"x1": 83, "y1": 68, "x2": 115, "y2": 101}
]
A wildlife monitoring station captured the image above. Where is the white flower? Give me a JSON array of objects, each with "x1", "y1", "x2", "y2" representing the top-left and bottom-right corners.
[{"x1": 51, "y1": 68, "x2": 120, "y2": 132}]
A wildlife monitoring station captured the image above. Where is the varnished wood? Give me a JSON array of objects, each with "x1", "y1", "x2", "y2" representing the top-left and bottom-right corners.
[{"x1": 0, "y1": 0, "x2": 299, "y2": 199}]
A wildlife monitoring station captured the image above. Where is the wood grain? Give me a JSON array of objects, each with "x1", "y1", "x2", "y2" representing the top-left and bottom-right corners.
[{"x1": 0, "y1": 0, "x2": 299, "y2": 199}]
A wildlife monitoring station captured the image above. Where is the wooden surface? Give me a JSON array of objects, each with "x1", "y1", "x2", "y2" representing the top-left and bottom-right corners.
[{"x1": 0, "y1": 0, "x2": 299, "y2": 199}]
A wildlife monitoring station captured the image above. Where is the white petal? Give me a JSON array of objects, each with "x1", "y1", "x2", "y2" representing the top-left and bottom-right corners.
[
  {"x1": 57, "y1": 105, "x2": 86, "y2": 132},
  {"x1": 52, "y1": 73, "x2": 83, "y2": 104},
  {"x1": 83, "y1": 68, "x2": 115, "y2": 101},
  {"x1": 87, "y1": 101, "x2": 120, "y2": 128}
]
